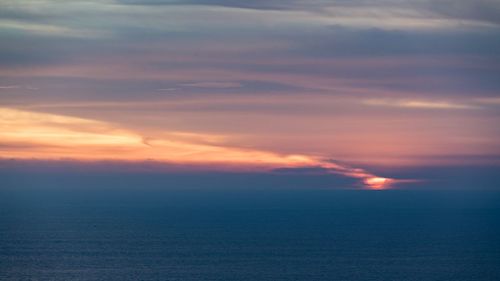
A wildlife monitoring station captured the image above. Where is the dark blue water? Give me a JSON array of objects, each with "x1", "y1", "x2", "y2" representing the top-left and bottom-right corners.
[{"x1": 1, "y1": 186, "x2": 499, "y2": 281}]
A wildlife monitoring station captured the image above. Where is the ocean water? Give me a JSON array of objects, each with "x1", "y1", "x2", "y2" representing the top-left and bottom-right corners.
[{"x1": 1, "y1": 186, "x2": 499, "y2": 281}]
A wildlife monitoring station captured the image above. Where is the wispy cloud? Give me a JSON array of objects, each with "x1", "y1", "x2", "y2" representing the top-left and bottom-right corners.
[
  {"x1": 0, "y1": 85, "x2": 18, "y2": 89},
  {"x1": 0, "y1": 19, "x2": 108, "y2": 38},
  {"x1": 117, "y1": 0, "x2": 500, "y2": 29},
  {"x1": 1, "y1": 0, "x2": 498, "y2": 44},
  {"x1": 181, "y1": 82, "x2": 242, "y2": 89},
  {"x1": 0, "y1": 107, "x2": 395, "y2": 188},
  {"x1": 0, "y1": 0, "x2": 498, "y2": 178},
  {"x1": 363, "y1": 99, "x2": 479, "y2": 110},
  {"x1": 0, "y1": 85, "x2": 39, "y2": 90},
  {"x1": 475, "y1": 97, "x2": 500, "y2": 105},
  {"x1": 156, "y1": 88, "x2": 179, "y2": 92}
]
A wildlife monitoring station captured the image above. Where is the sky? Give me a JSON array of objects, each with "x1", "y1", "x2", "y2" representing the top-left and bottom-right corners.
[{"x1": 1, "y1": 0, "x2": 499, "y2": 189}]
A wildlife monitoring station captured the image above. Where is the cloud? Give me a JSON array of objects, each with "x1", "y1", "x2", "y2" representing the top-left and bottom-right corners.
[
  {"x1": 0, "y1": 107, "x2": 396, "y2": 188},
  {"x1": 181, "y1": 81, "x2": 242, "y2": 89},
  {"x1": 156, "y1": 88, "x2": 179, "y2": 92},
  {"x1": 118, "y1": 0, "x2": 299, "y2": 10},
  {"x1": 0, "y1": 85, "x2": 38, "y2": 90},
  {"x1": 1, "y1": 0, "x2": 499, "y2": 45},
  {"x1": 0, "y1": 85, "x2": 19, "y2": 89},
  {"x1": 0, "y1": 0, "x2": 498, "y2": 183},
  {"x1": 425, "y1": 0, "x2": 500, "y2": 25},
  {"x1": 363, "y1": 99, "x2": 479, "y2": 110},
  {"x1": 475, "y1": 97, "x2": 500, "y2": 105},
  {"x1": 0, "y1": 19, "x2": 109, "y2": 38},
  {"x1": 118, "y1": 0, "x2": 500, "y2": 28}
]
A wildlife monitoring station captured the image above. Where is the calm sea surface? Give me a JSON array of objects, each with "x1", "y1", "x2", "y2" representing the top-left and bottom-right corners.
[{"x1": 1, "y1": 186, "x2": 499, "y2": 281}]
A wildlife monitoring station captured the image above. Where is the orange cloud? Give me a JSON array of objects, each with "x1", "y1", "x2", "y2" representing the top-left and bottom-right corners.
[
  {"x1": 363, "y1": 99, "x2": 479, "y2": 110},
  {"x1": 0, "y1": 107, "x2": 393, "y2": 188}
]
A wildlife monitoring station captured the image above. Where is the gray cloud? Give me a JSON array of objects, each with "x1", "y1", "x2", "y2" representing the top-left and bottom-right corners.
[
  {"x1": 118, "y1": 0, "x2": 500, "y2": 26},
  {"x1": 117, "y1": 0, "x2": 317, "y2": 10},
  {"x1": 425, "y1": 0, "x2": 500, "y2": 25}
]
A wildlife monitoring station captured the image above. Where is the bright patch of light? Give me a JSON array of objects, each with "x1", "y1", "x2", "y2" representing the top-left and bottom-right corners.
[{"x1": 364, "y1": 177, "x2": 391, "y2": 190}]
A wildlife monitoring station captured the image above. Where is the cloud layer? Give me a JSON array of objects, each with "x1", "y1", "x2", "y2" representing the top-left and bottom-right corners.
[{"x1": 0, "y1": 0, "x2": 499, "y2": 188}]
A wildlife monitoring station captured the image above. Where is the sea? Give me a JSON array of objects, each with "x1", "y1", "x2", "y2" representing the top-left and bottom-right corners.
[{"x1": 1, "y1": 176, "x2": 499, "y2": 280}]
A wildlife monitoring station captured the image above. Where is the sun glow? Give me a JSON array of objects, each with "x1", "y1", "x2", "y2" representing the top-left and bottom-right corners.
[{"x1": 364, "y1": 177, "x2": 391, "y2": 190}]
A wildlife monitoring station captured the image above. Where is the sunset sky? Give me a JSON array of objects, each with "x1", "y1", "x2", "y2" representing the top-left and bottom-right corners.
[{"x1": 1, "y1": 0, "x2": 500, "y2": 189}]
